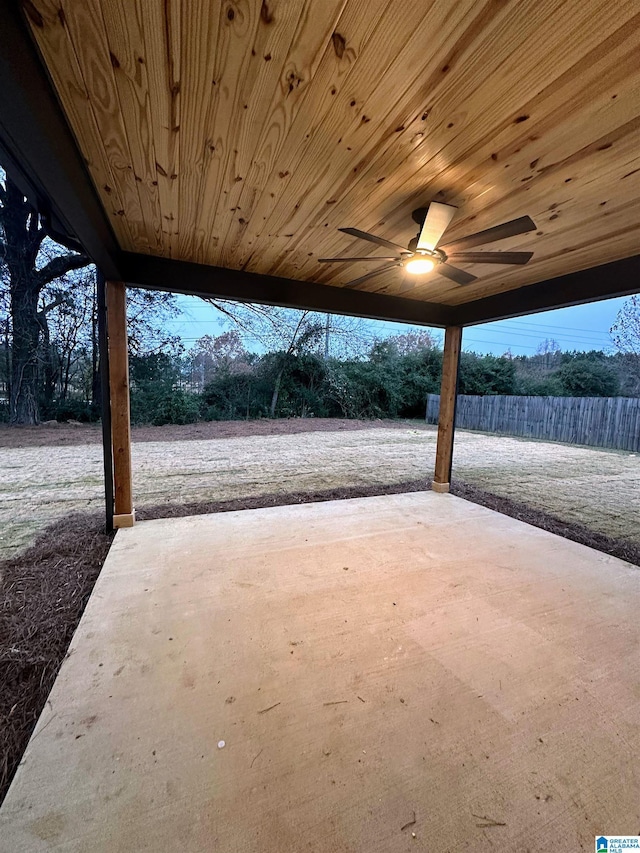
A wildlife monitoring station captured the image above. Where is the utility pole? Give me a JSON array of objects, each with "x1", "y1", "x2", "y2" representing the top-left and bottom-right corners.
[{"x1": 324, "y1": 313, "x2": 330, "y2": 359}]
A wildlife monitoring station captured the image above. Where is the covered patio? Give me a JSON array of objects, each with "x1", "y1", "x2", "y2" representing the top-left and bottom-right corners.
[
  {"x1": 0, "y1": 0, "x2": 639, "y2": 849},
  {"x1": 1, "y1": 492, "x2": 638, "y2": 851},
  {"x1": 1, "y1": 0, "x2": 639, "y2": 529}
]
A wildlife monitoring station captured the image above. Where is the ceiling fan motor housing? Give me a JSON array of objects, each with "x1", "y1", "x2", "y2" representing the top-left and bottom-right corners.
[
  {"x1": 411, "y1": 207, "x2": 431, "y2": 225},
  {"x1": 407, "y1": 235, "x2": 447, "y2": 262}
]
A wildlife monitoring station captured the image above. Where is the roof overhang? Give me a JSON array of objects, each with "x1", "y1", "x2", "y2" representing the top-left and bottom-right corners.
[{"x1": 1, "y1": 0, "x2": 638, "y2": 327}]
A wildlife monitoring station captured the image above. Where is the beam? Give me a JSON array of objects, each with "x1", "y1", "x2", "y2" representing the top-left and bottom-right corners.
[
  {"x1": 455, "y1": 255, "x2": 640, "y2": 326},
  {"x1": 119, "y1": 252, "x2": 456, "y2": 328},
  {"x1": 0, "y1": 2, "x2": 122, "y2": 278},
  {"x1": 433, "y1": 326, "x2": 462, "y2": 493},
  {"x1": 105, "y1": 281, "x2": 134, "y2": 528}
]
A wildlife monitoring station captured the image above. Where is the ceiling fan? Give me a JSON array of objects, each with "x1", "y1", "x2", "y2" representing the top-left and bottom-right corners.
[{"x1": 319, "y1": 203, "x2": 537, "y2": 288}]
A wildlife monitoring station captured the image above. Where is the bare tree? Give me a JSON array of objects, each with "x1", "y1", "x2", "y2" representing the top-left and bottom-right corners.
[
  {"x1": 201, "y1": 300, "x2": 373, "y2": 359},
  {"x1": 188, "y1": 331, "x2": 249, "y2": 391},
  {"x1": 383, "y1": 328, "x2": 440, "y2": 355},
  {"x1": 610, "y1": 296, "x2": 640, "y2": 392},
  {"x1": 611, "y1": 296, "x2": 640, "y2": 356}
]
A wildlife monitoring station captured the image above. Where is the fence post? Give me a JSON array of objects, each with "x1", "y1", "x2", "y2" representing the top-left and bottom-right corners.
[{"x1": 433, "y1": 326, "x2": 462, "y2": 493}]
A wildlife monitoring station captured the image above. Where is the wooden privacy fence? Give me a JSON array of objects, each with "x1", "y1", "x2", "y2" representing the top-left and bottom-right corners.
[{"x1": 425, "y1": 394, "x2": 640, "y2": 452}]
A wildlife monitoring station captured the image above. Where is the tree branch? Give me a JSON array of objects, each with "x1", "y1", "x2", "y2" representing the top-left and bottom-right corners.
[
  {"x1": 40, "y1": 294, "x2": 72, "y2": 315},
  {"x1": 36, "y1": 252, "x2": 91, "y2": 287}
]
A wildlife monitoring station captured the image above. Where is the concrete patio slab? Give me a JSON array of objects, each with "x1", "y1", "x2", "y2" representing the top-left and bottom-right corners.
[{"x1": 1, "y1": 492, "x2": 638, "y2": 852}]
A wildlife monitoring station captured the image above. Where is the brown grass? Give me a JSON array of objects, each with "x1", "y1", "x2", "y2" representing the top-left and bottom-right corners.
[
  {"x1": 0, "y1": 417, "x2": 401, "y2": 448},
  {"x1": 2, "y1": 421, "x2": 639, "y2": 559}
]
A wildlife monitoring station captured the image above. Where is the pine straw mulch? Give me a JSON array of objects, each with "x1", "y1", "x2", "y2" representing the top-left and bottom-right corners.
[
  {"x1": 0, "y1": 514, "x2": 114, "y2": 806},
  {"x1": 1, "y1": 481, "x2": 638, "y2": 807}
]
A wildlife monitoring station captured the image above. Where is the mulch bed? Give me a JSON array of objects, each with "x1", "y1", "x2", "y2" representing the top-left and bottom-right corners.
[
  {"x1": 1, "y1": 480, "x2": 638, "y2": 807},
  {"x1": 0, "y1": 418, "x2": 417, "y2": 449},
  {"x1": 0, "y1": 515, "x2": 114, "y2": 806}
]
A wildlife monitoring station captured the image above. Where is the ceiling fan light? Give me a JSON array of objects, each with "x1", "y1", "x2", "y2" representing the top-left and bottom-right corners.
[{"x1": 405, "y1": 256, "x2": 435, "y2": 275}]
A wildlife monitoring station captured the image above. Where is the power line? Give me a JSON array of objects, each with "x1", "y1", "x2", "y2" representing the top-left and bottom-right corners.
[
  {"x1": 483, "y1": 319, "x2": 615, "y2": 335},
  {"x1": 176, "y1": 331, "x2": 609, "y2": 352},
  {"x1": 487, "y1": 324, "x2": 611, "y2": 343},
  {"x1": 166, "y1": 316, "x2": 612, "y2": 341},
  {"x1": 462, "y1": 338, "x2": 539, "y2": 352},
  {"x1": 495, "y1": 320, "x2": 611, "y2": 335},
  {"x1": 467, "y1": 328, "x2": 612, "y2": 347}
]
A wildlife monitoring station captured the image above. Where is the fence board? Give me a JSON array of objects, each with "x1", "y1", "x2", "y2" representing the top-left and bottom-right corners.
[{"x1": 426, "y1": 394, "x2": 640, "y2": 452}]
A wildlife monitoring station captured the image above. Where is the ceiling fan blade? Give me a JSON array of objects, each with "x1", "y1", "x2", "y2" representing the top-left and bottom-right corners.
[
  {"x1": 344, "y1": 262, "x2": 400, "y2": 289},
  {"x1": 417, "y1": 202, "x2": 457, "y2": 251},
  {"x1": 318, "y1": 255, "x2": 400, "y2": 263},
  {"x1": 437, "y1": 263, "x2": 478, "y2": 285},
  {"x1": 440, "y1": 215, "x2": 537, "y2": 253},
  {"x1": 339, "y1": 227, "x2": 410, "y2": 255},
  {"x1": 448, "y1": 251, "x2": 533, "y2": 265}
]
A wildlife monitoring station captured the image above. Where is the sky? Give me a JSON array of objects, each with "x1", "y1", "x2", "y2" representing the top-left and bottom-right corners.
[{"x1": 166, "y1": 293, "x2": 627, "y2": 357}]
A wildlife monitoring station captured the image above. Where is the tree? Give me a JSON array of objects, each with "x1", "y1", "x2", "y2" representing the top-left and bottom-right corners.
[
  {"x1": 188, "y1": 331, "x2": 249, "y2": 391},
  {"x1": 201, "y1": 299, "x2": 372, "y2": 360},
  {"x1": 39, "y1": 268, "x2": 95, "y2": 411},
  {"x1": 611, "y1": 296, "x2": 640, "y2": 355},
  {"x1": 458, "y1": 352, "x2": 518, "y2": 395},
  {"x1": 558, "y1": 357, "x2": 619, "y2": 397},
  {"x1": 265, "y1": 313, "x2": 323, "y2": 417},
  {"x1": 129, "y1": 351, "x2": 200, "y2": 425},
  {"x1": 0, "y1": 173, "x2": 91, "y2": 423},
  {"x1": 611, "y1": 296, "x2": 640, "y2": 391},
  {"x1": 124, "y1": 287, "x2": 182, "y2": 357},
  {"x1": 384, "y1": 328, "x2": 439, "y2": 355},
  {"x1": 200, "y1": 302, "x2": 334, "y2": 416}
]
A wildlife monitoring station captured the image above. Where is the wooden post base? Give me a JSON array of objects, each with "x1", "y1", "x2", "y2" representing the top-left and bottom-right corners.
[
  {"x1": 431, "y1": 481, "x2": 450, "y2": 494},
  {"x1": 113, "y1": 511, "x2": 136, "y2": 528}
]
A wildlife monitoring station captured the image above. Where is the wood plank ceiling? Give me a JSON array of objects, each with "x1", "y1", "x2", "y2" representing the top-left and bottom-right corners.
[{"x1": 25, "y1": 0, "x2": 640, "y2": 307}]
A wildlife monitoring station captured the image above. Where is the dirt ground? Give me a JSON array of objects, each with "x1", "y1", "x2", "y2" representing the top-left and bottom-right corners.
[
  {"x1": 1, "y1": 419, "x2": 638, "y2": 558},
  {"x1": 0, "y1": 418, "x2": 398, "y2": 448}
]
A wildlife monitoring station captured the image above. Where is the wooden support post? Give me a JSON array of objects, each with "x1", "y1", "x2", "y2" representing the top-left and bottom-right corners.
[
  {"x1": 433, "y1": 326, "x2": 462, "y2": 493},
  {"x1": 106, "y1": 280, "x2": 134, "y2": 528}
]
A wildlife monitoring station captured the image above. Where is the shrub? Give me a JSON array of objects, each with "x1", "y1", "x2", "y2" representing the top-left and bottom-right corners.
[
  {"x1": 558, "y1": 358, "x2": 619, "y2": 397},
  {"x1": 147, "y1": 389, "x2": 201, "y2": 426}
]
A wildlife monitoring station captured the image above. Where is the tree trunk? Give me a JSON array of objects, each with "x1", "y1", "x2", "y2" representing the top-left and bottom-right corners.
[
  {"x1": 3, "y1": 320, "x2": 11, "y2": 409},
  {"x1": 38, "y1": 310, "x2": 59, "y2": 413},
  {"x1": 270, "y1": 367, "x2": 284, "y2": 418},
  {"x1": 10, "y1": 281, "x2": 41, "y2": 424},
  {"x1": 1, "y1": 176, "x2": 90, "y2": 425}
]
